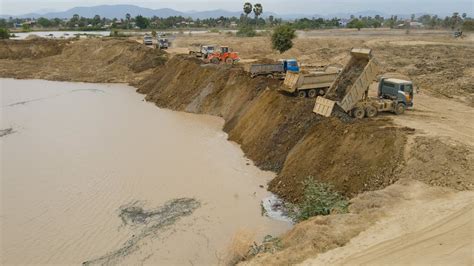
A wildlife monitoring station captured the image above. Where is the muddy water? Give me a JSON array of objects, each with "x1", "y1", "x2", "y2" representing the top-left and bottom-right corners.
[{"x1": 0, "y1": 79, "x2": 291, "y2": 264}]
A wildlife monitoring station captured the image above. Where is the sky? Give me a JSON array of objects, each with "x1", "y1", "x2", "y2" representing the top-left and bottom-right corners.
[{"x1": 0, "y1": 0, "x2": 472, "y2": 16}]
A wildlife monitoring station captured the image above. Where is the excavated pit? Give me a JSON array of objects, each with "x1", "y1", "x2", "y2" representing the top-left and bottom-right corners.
[{"x1": 0, "y1": 39, "x2": 407, "y2": 202}]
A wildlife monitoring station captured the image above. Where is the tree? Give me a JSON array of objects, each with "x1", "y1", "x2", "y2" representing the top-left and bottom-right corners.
[
  {"x1": 253, "y1": 3, "x2": 263, "y2": 26},
  {"x1": 462, "y1": 13, "x2": 467, "y2": 19},
  {"x1": 411, "y1": 14, "x2": 415, "y2": 21},
  {"x1": 37, "y1": 17, "x2": 51, "y2": 28},
  {"x1": 451, "y1": 12, "x2": 461, "y2": 29},
  {"x1": 22, "y1": 23, "x2": 30, "y2": 31},
  {"x1": 236, "y1": 24, "x2": 256, "y2": 37},
  {"x1": 271, "y1": 24, "x2": 296, "y2": 53},
  {"x1": 126, "y1": 13, "x2": 131, "y2": 21},
  {"x1": 268, "y1": 15, "x2": 274, "y2": 25},
  {"x1": 93, "y1": 15, "x2": 101, "y2": 25},
  {"x1": 348, "y1": 19, "x2": 365, "y2": 30},
  {"x1": 0, "y1": 28, "x2": 10, "y2": 39},
  {"x1": 243, "y1": 2, "x2": 253, "y2": 19},
  {"x1": 135, "y1": 15, "x2": 149, "y2": 29}
]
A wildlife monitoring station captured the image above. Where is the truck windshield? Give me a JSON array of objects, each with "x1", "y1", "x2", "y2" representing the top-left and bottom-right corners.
[
  {"x1": 287, "y1": 61, "x2": 297, "y2": 66},
  {"x1": 404, "y1": 84, "x2": 413, "y2": 93}
]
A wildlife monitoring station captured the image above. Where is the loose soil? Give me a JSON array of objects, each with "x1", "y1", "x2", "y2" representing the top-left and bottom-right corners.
[{"x1": 1, "y1": 30, "x2": 473, "y2": 264}]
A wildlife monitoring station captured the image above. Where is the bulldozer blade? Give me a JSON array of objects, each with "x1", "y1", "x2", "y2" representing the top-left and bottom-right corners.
[
  {"x1": 350, "y1": 48, "x2": 372, "y2": 60},
  {"x1": 313, "y1": 97, "x2": 336, "y2": 117}
]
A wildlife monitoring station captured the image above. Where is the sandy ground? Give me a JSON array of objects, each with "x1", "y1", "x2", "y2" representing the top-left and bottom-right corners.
[{"x1": 301, "y1": 184, "x2": 473, "y2": 265}]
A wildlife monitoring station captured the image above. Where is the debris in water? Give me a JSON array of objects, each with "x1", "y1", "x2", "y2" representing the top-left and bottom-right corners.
[
  {"x1": 261, "y1": 194, "x2": 293, "y2": 223},
  {"x1": 0, "y1": 128, "x2": 15, "y2": 137},
  {"x1": 83, "y1": 198, "x2": 200, "y2": 265}
]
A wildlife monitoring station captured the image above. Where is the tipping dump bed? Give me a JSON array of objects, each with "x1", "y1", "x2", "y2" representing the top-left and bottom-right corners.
[
  {"x1": 313, "y1": 48, "x2": 380, "y2": 117},
  {"x1": 282, "y1": 71, "x2": 338, "y2": 93}
]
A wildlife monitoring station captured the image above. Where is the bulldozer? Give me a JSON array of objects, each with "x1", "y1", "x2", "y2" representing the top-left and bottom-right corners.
[
  {"x1": 313, "y1": 48, "x2": 414, "y2": 118},
  {"x1": 207, "y1": 46, "x2": 240, "y2": 64}
]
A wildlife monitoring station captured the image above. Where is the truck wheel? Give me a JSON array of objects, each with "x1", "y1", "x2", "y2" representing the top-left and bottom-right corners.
[
  {"x1": 365, "y1": 106, "x2": 378, "y2": 118},
  {"x1": 307, "y1": 89, "x2": 317, "y2": 98},
  {"x1": 211, "y1": 57, "x2": 220, "y2": 64},
  {"x1": 352, "y1": 107, "x2": 365, "y2": 119},
  {"x1": 267, "y1": 74, "x2": 274, "y2": 79},
  {"x1": 318, "y1": 89, "x2": 326, "y2": 96},
  {"x1": 297, "y1": 90, "x2": 307, "y2": 98},
  {"x1": 395, "y1": 103, "x2": 406, "y2": 115},
  {"x1": 225, "y1": 58, "x2": 234, "y2": 64}
]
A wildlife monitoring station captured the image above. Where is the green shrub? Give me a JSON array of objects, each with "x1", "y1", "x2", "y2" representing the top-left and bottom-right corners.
[
  {"x1": 287, "y1": 177, "x2": 349, "y2": 222},
  {"x1": 208, "y1": 28, "x2": 220, "y2": 33},
  {"x1": 236, "y1": 24, "x2": 256, "y2": 37},
  {"x1": 0, "y1": 28, "x2": 10, "y2": 39},
  {"x1": 271, "y1": 24, "x2": 296, "y2": 53},
  {"x1": 463, "y1": 20, "x2": 474, "y2": 31}
]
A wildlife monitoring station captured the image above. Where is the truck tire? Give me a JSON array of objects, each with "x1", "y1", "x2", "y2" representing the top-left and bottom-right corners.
[
  {"x1": 211, "y1": 57, "x2": 220, "y2": 64},
  {"x1": 307, "y1": 89, "x2": 317, "y2": 98},
  {"x1": 267, "y1": 74, "x2": 274, "y2": 79},
  {"x1": 365, "y1": 106, "x2": 378, "y2": 118},
  {"x1": 297, "y1": 90, "x2": 307, "y2": 98},
  {"x1": 395, "y1": 103, "x2": 406, "y2": 115},
  {"x1": 318, "y1": 88, "x2": 326, "y2": 96},
  {"x1": 352, "y1": 107, "x2": 365, "y2": 119},
  {"x1": 225, "y1": 58, "x2": 234, "y2": 64}
]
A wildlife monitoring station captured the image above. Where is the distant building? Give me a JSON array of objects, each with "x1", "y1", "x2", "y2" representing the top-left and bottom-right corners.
[
  {"x1": 339, "y1": 19, "x2": 351, "y2": 27},
  {"x1": 409, "y1": 21, "x2": 424, "y2": 28}
]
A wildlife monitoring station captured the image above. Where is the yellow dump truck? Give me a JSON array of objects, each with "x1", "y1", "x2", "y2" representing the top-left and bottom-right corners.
[{"x1": 281, "y1": 70, "x2": 338, "y2": 98}]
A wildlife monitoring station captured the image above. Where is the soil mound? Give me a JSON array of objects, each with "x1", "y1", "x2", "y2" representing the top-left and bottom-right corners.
[{"x1": 0, "y1": 39, "x2": 69, "y2": 59}]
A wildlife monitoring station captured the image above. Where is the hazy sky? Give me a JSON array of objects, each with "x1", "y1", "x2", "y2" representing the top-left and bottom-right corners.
[{"x1": 0, "y1": 0, "x2": 472, "y2": 15}]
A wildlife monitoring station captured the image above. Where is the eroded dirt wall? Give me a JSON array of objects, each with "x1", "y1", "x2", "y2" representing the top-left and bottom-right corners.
[{"x1": 136, "y1": 56, "x2": 407, "y2": 202}]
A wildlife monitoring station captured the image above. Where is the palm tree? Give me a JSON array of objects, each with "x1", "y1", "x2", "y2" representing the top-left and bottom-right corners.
[
  {"x1": 243, "y1": 2, "x2": 253, "y2": 20},
  {"x1": 253, "y1": 3, "x2": 263, "y2": 26}
]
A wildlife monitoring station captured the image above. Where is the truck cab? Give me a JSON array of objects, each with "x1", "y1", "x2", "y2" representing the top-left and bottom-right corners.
[
  {"x1": 379, "y1": 78, "x2": 414, "y2": 108},
  {"x1": 143, "y1": 35, "x2": 153, "y2": 46},
  {"x1": 281, "y1": 59, "x2": 300, "y2": 72},
  {"x1": 201, "y1": 45, "x2": 215, "y2": 58},
  {"x1": 158, "y1": 38, "x2": 169, "y2": 49}
]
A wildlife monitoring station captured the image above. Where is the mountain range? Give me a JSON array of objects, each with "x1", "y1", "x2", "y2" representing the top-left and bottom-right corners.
[{"x1": 1, "y1": 5, "x2": 427, "y2": 20}]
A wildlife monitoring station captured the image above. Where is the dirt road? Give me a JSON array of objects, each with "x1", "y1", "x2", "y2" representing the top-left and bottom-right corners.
[
  {"x1": 393, "y1": 91, "x2": 474, "y2": 146},
  {"x1": 301, "y1": 186, "x2": 473, "y2": 266}
]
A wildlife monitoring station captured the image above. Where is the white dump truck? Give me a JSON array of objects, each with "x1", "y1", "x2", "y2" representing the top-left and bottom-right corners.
[{"x1": 313, "y1": 48, "x2": 414, "y2": 118}]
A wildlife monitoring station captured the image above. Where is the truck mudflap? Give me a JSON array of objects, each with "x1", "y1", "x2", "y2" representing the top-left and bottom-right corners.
[{"x1": 313, "y1": 97, "x2": 336, "y2": 117}]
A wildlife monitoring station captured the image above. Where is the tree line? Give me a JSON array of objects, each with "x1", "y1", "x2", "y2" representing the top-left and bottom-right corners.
[{"x1": 0, "y1": 11, "x2": 472, "y2": 32}]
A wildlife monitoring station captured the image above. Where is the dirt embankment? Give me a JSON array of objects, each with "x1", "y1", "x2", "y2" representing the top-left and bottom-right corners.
[
  {"x1": 0, "y1": 38, "x2": 69, "y2": 59},
  {"x1": 0, "y1": 38, "x2": 167, "y2": 83},
  {"x1": 136, "y1": 55, "x2": 408, "y2": 201}
]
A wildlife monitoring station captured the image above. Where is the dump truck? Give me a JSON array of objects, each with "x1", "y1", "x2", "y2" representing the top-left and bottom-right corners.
[
  {"x1": 143, "y1": 35, "x2": 153, "y2": 46},
  {"x1": 313, "y1": 48, "x2": 414, "y2": 118},
  {"x1": 158, "y1": 38, "x2": 169, "y2": 49},
  {"x1": 189, "y1": 45, "x2": 216, "y2": 58},
  {"x1": 250, "y1": 59, "x2": 300, "y2": 79},
  {"x1": 281, "y1": 69, "x2": 339, "y2": 98}
]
